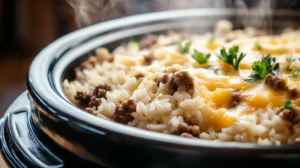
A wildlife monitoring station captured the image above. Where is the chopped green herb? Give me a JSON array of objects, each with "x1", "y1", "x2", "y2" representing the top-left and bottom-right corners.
[
  {"x1": 245, "y1": 54, "x2": 280, "y2": 82},
  {"x1": 285, "y1": 65, "x2": 293, "y2": 72},
  {"x1": 286, "y1": 57, "x2": 296, "y2": 63},
  {"x1": 284, "y1": 101, "x2": 292, "y2": 109},
  {"x1": 217, "y1": 45, "x2": 246, "y2": 70},
  {"x1": 285, "y1": 56, "x2": 296, "y2": 72},
  {"x1": 254, "y1": 41, "x2": 262, "y2": 50},
  {"x1": 291, "y1": 67, "x2": 300, "y2": 78},
  {"x1": 129, "y1": 37, "x2": 139, "y2": 44},
  {"x1": 177, "y1": 41, "x2": 192, "y2": 53},
  {"x1": 203, "y1": 65, "x2": 211, "y2": 69},
  {"x1": 191, "y1": 49, "x2": 211, "y2": 64}
]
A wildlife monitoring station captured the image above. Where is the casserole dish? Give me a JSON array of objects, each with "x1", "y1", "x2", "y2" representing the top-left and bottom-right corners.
[{"x1": 1, "y1": 8, "x2": 300, "y2": 168}]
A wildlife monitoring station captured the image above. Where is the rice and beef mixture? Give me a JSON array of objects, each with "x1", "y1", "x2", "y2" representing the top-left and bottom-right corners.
[{"x1": 63, "y1": 20, "x2": 300, "y2": 145}]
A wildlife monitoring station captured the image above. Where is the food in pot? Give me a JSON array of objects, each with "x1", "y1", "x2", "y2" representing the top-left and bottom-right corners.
[{"x1": 62, "y1": 20, "x2": 300, "y2": 145}]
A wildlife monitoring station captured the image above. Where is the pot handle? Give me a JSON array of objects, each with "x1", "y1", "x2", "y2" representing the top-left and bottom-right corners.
[{"x1": 0, "y1": 91, "x2": 64, "y2": 168}]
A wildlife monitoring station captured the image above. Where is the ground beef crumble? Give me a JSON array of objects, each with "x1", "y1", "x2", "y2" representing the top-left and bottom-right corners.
[
  {"x1": 79, "y1": 57, "x2": 98, "y2": 70},
  {"x1": 88, "y1": 83, "x2": 112, "y2": 107},
  {"x1": 74, "y1": 91, "x2": 91, "y2": 106},
  {"x1": 155, "y1": 71, "x2": 194, "y2": 95},
  {"x1": 276, "y1": 106, "x2": 300, "y2": 124},
  {"x1": 92, "y1": 83, "x2": 112, "y2": 98},
  {"x1": 172, "y1": 123, "x2": 201, "y2": 138},
  {"x1": 287, "y1": 88, "x2": 299, "y2": 99},
  {"x1": 111, "y1": 99, "x2": 136, "y2": 124},
  {"x1": 155, "y1": 73, "x2": 169, "y2": 86},
  {"x1": 231, "y1": 88, "x2": 242, "y2": 107},
  {"x1": 168, "y1": 71, "x2": 194, "y2": 95},
  {"x1": 74, "y1": 83, "x2": 112, "y2": 110},
  {"x1": 140, "y1": 34, "x2": 158, "y2": 49},
  {"x1": 144, "y1": 53, "x2": 155, "y2": 65},
  {"x1": 264, "y1": 74, "x2": 287, "y2": 91},
  {"x1": 88, "y1": 96, "x2": 102, "y2": 108},
  {"x1": 265, "y1": 75, "x2": 299, "y2": 99}
]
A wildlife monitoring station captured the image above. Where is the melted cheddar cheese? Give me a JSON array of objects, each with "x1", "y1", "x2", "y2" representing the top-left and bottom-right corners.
[
  {"x1": 64, "y1": 20, "x2": 300, "y2": 144},
  {"x1": 113, "y1": 27, "x2": 300, "y2": 131}
]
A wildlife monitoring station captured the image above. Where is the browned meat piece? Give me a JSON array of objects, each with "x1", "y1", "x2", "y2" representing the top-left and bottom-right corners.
[
  {"x1": 277, "y1": 106, "x2": 300, "y2": 124},
  {"x1": 231, "y1": 89, "x2": 242, "y2": 107},
  {"x1": 287, "y1": 88, "x2": 299, "y2": 99},
  {"x1": 88, "y1": 96, "x2": 101, "y2": 108},
  {"x1": 144, "y1": 53, "x2": 155, "y2": 65},
  {"x1": 140, "y1": 34, "x2": 158, "y2": 49},
  {"x1": 265, "y1": 74, "x2": 287, "y2": 91},
  {"x1": 176, "y1": 123, "x2": 201, "y2": 137},
  {"x1": 190, "y1": 125, "x2": 201, "y2": 136},
  {"x1": 178, "y1": 122, "x2": 190, "y2": 132},
  {"x1": 92, "y1": 83, "x2": 112, "y2": 98},
  {"x1": 155, "y1": 71, "x2": 194, "y2": 95},
  {"x1": 87, "y1": 83, "x2": 112, "y2": 108},
  {"x1": 168, "y1": 71, "x2": 194, "y2": 95},
  {"x1": 111, "y1": 99, "x2": 136, "y2": 124},
  {"x1": 74, "y1": 91, "x2": 91, "y2": 106},
  {"x1": 79, "y1": 57, "x2": 98, "y2": 70},
  {"x1": 155, "y1": 73, "x2": 169, "y2": 87}
]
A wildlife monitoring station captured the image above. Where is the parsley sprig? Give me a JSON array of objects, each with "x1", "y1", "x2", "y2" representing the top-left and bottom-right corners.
[
  {"x1": 177, "y1": 41, "x2": 192, "y2": 54},
  {"x1": 285, "y1": 56, "x2": 295, "y2": 72},
  {"x1": 291, "y1": 67, "x2": 300, "y2": 78},
  {"x1": 217, "y1": 45, "x2": 246, "y2": 70},
  {"x1": 284, "y1": 101, "x2": 292, "y2": 109},
  {"x1": 285, "y1": 65, "x2": 293, "y2": 71},
  {"x1": 245, "y1": 54, "x2": 280, "y2": 82},
  {"x1": 286, "y1": 57, "x2": 296, "y2": 63},
  {"x1": 129, "y1": 37, "x2": 139, "y2": 44},
  {"x1": 254, "y1": 41, "x2": 262, "y2": 50},
  {"x1": 191, "y1": 49, "x2": 211, "y2": 64}
]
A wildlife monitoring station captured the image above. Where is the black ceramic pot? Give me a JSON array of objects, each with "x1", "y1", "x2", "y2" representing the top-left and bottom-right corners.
[{"x1": 2, "y1": 9, "x2": 300, "y2": 168}]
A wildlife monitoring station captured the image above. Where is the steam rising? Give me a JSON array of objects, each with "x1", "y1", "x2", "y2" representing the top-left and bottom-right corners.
[
  {"x1": 67, "y1": 0, "x2": 128, "y2": 28},
  {"x1": 233, "y1": 0, "x2": 276, "y2": 34},
  {"x1": 67, "y1": 0, "x2": 297, "y2": 32}
]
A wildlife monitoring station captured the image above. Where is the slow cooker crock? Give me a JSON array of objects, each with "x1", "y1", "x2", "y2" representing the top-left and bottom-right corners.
[{"x1": 2, "y1": 8, "x2": 300, "y2": 168}]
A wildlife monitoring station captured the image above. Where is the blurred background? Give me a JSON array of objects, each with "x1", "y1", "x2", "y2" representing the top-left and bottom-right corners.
[{"x1": 0, "y1": 0, "x2": 300, "y2": 115}]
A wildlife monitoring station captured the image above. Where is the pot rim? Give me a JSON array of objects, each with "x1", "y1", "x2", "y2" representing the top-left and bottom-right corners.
[{"x1": 28, "y1": 8, "x2": 300, "y2": 151}]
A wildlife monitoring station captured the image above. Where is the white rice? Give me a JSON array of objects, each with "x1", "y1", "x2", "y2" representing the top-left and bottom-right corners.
[{"x1": 62, "y1": 20, "x2": 300, "y2": 145}]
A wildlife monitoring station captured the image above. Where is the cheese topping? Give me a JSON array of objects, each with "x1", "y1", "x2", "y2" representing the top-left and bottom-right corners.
[{"x1": 63, "y1": 20, "x2": 300, "y2": 144}]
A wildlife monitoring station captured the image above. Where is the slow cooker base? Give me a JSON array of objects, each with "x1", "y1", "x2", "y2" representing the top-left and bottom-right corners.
[
  {"x1": 2, "y1": 92, "x2": 300, "y2": 168},
  {"x1": 0, "y1": 92, "x2": 103, "y2": 168}
]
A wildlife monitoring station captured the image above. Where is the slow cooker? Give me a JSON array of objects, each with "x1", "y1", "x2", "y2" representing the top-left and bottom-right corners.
[{"x1": 1, "y1": 9, "x2": 300, "y2": 168}]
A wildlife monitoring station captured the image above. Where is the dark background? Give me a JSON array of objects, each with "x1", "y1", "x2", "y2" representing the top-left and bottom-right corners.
[{"x1": 0, "y1": 0, "x2": 300, "y2": 115}]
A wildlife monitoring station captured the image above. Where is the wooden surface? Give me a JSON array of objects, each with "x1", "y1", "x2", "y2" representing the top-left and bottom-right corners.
[
  {"x1": 0, "y1": 0, "x2": 76, "y2": 116},
  {"x1": 0, "y1": 153, "x2": 9, "y2": 168}
]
